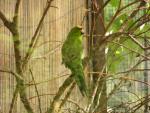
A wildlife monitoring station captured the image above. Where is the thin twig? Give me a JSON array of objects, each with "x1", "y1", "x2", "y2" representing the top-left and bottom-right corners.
[
  {"x1": 9, "y1": 88, "x2": 19, "y2": 113},
  {"x1": 86, "y1": 65, "x2": 106, "y2": 113},
  {"x1": 128, "y1": 34, "x2": 145, "y2": 49},
  {"x1": 0, "y1": 69, "x2": 23, "y2": 80},
  {"x1": 105, "y1": 0, "x2": 122, "y2": 31},
  {"x1": 29, "y1": 69, "x2": 42, "y2": 113},
  {"x1": 107, "y1": 80, "x2": 123, "y2": 100},
  {"x1": 23, "y1": 0, "x2": 54, "y2": 69},
  {"x1": 107, "y1": 40, "x2": 150, "y2": 60},
  {"x1": 116, "y1": 59, "x2": 145, "y2": 74},
  {"x1": 119, "y1": 0, "x2": 147, "y2": 32},
  {"x1": 27, "y1": 74, "x2": 69, "y2": 86},
  {"x1": 63, "y1": 99, "x2": 86, "y2": 113},
  {"x1": 29, "y1": 93, "x2": 55, "y2": 100},
  {"x1": 136, "y1": 27, "x2": 150, "y2": 36}
]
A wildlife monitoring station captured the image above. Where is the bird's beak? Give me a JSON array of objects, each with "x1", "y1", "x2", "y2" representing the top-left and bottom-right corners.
[
  {"x1": 77, "y1": 25, "x2": 82, "y2": 29},
  {"x1": 81, "y1": 30, "x2": 84, "y2": 35},
  {"x1": 76, "y1": 25, "x2": 84, "y2": 34}
]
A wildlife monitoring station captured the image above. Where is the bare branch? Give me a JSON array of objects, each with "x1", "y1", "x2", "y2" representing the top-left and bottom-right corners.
[
  {"x1": 0, "y1": 69, "x2": 23, "y2": 80},
  {"x1": 128, "y1": 34, "x2": 145, "y2": 49},
  {"x1": 23, "y1": 0, "x2": 54, "y2": 69},
  {"x1": 119, "y1": 0, "x2": 147, "y2": 32},
  {"x1": 58, "y1": 82, "x2": 76, "y2": 112},
  {"x1": 13, "y1": 0, "x2": 21, "y2": 25},
  {"x1": 105, "y1": 0, "x2": 122, "y2": 31},
  {"x1": 0, "y1": 11, "x2": 13, "y2": 31},
  {"x1": 107, "y1": 40, "x2": 150, "y2": 60},
  {"x1": 46, "y1": 75, "x2": 74, "y2": 113},
  {"x1": 9, "y1": 88, "x2": 19, "y2": 113},
  {"x1": 29, "y1": 69, "x2": 42, "y2": 113}
]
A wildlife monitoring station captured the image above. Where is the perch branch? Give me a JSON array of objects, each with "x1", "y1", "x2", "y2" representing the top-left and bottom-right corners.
[
  {"x1": 58, "y1": 82, "x2": 76, "y2": 112},
  {"x1": 46, "y1": 75, "x2": 74, "y2": 113}
]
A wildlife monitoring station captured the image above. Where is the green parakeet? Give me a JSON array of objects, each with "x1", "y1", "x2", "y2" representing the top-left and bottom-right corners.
[{"x1": 61, "y1": 26, "x2": 87, "y2": 96}]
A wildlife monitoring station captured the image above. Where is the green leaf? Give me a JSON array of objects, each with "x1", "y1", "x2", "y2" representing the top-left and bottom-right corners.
[
  {"x1": 109, "y1": 14, "x2": 128, "y2": 32},
  {"x1": 110, "y1": 0, "x2": 119, "y2": 7},
  {"x1": 107, "y1": 41, "x2": 125, "y2": 73}
]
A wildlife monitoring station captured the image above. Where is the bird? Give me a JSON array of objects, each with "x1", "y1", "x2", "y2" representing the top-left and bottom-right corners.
[{"x1": 61, "y1": 26, "x2": 87, "y2": 96}]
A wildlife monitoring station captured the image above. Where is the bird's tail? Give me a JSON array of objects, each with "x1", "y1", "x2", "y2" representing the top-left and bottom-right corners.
[{"x1": 72, "y1": 68, "x2": 87, "y2": 96}]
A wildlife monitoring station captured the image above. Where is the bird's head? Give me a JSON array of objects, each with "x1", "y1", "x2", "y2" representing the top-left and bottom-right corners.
[{"x1": 71, "y1": 26, "x2": 84, "y2": 36}]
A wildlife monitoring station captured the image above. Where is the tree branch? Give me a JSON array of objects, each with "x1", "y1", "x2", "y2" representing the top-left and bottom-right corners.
[
  {"x1": 46, "y1": 75, "x2": 74, "y2": 113},
  {"x1": 0, "y1": 11, "x2": 14, "y2": 32},
  {"x1": 58, "y1": 82, "x2": 76, "y2": 112},
  {"x1": 22, "y1": 0, "x2": 54, "y2": 70},
  {"x1": 29, "y1": 69, "x2": 42, "y2": 113},
  {"x1": 1, "y1": 0, "x2": 34, "y2": 113},
  {"x1": 13, "y1": 0, "x2": 21, "y2": 25},
  {"x1": 0, "y1": 69, "x2": 23, "y2": 80},
  {"x1": 9, "y1": 88, "x2": 19, "y2": 113}
]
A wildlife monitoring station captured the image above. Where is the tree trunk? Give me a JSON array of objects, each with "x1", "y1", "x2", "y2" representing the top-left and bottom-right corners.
[{"x1": 90, "y1": 0, "x2": 107, "y2": 112}]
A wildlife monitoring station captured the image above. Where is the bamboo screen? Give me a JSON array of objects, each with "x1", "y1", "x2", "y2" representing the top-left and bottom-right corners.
[{"x1": 0, "y1": 0, "x2": 86, "y2": 113}]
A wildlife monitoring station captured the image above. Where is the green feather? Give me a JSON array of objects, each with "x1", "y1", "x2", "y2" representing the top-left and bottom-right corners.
[{"x1": 61, "y1": 26, "x2": 87, "y2": 96}]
